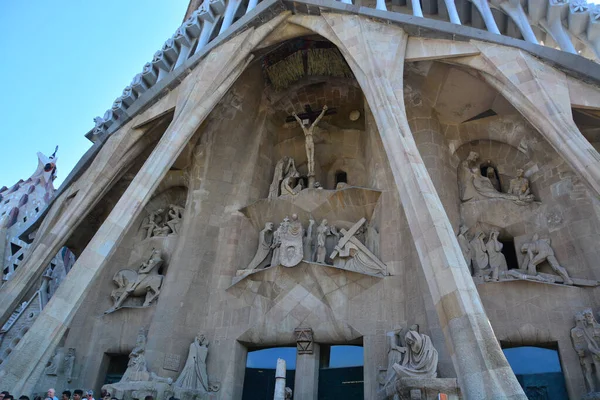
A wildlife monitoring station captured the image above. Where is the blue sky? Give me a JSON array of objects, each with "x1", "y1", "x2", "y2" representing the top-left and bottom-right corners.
[
  {"x1": 0, "y1": 1, "x2": 189, "y2": 188},
  {"x1": 246, "y1": 346, "x2": 364, "y2": 369}
]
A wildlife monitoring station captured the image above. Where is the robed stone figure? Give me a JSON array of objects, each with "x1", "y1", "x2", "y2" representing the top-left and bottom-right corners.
[
  {"x1": 391, "y1": 329, "x2": 438, "y2": 379},
  {"x1": 175, "y1": 334, "x2": 210, "y2": 392}
]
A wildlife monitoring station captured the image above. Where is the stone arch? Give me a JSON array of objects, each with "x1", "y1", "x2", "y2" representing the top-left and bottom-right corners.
[
  {"x1": 447, "y1": 114, "x2": 533, "y2": 156},
  {"x1": 154, "y1": 170, "x2": 188, "y2": 194}
]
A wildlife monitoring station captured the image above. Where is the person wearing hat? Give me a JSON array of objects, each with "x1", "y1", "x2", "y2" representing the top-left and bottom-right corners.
[{"x1": 84, "y1": 391, "x2": 94, "y2": 400}]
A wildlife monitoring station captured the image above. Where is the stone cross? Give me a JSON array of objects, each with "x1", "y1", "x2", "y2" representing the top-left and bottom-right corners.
[{"x1": 285, "y1": 104, "x2": 336, "y2": 124}]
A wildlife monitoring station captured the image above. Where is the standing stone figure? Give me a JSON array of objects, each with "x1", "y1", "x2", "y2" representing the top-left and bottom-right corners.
[
  {"x1": 247, "y1": 222, "x2": 274, "y2": 270},
  {"x1": 121, "y1": 328, "x2": 150, "y2": 382},
  {"x1": 175, "y1": 334, "x2": 212, "y2": 392},
  {"x1": 469, "y1": 231, "x2": 488, "y2": 277},
  {"x1": 582, "y1": 309, "x2": 600, "y2": 389},
  {"x1": 509, "y1": 169, "x2": 531, "y2": 198},
  {"x1": 385, "y1": 329, "x2": 406, "y2": 386},
  {"x1": 457, "y1": 225, "x2": 472, "y2": 273},
  {"x1": 486, "y1": 230, "x2": 507, "y2": 281},
  {"x1": 271, "y1": 218, "x2": 288, "y2": 267},
  {"x1": 303, "y1": 218, "x2": 315, "y2": 261},
  {"x1": 391, "y1": 328, "x2": 438, "y2": 379},
  {"x1": 520, "y1": 234, "x2": 573, "y2": 285},
  {"x1": 315, "y1": 219, "x2": 337, "y2": 264},
  {"x1": 571, "y1": 312, "x2": 595, "y2": 393},
  {"x1": 64, "y1": 348, "x2": 76, "y2": 383},
  {"x1": 292, "y1": 105, "x2": 328, "y2": 181}
]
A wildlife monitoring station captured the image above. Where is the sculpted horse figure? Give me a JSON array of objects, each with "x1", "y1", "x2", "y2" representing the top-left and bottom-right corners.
[{"x1": 105, "y1": 249, "x2": 164, "y2": 314}]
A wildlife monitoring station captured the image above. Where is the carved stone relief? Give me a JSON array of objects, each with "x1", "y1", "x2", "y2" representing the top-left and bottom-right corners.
[
  {"x1": 279, "y1": 214, "x2": 304, "y2": 267},
  {"x1": 331, "y1": 218, "x2": 387, "y2": 277},
  {"x1": 457, "y1": 227, "x2": 598, "y2": 287},
  {"x1": 162, "y1": 353, "x2": 181, "y2": 372},
  {"x1": 105, "y1": 249, "x2": 165, "y2": 314},
  {"x1": 140, "y1": 204, "x2": 185, "y2": 240},
  {"x1": 240, "y1": 215, "x2": 386, "y2": 277},
  {"x1": 511, "y1": 234, "x2": 573, "y2": 285},
  {"x1": 458, "y1": 151, "x2": 534, "y2": 205},
  {"x1": 295, "y1": 327, "x2": 313, "y2": 354}
]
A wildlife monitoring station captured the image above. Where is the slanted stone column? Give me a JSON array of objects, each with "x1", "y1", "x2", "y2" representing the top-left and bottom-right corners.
[
  {"x1": 294, "y1": 342, "x2": 320, "y2": 400},
  {"x1": 451, "y1": 43, "x2": 600, "y2": 198},
  {"x1": 288, "y1": 14, "x2": 526, "y2": 399},
  {"x1": 0, "y1": 15, "x2": 287, "y2": 393},
  {"x1": 0, "y1": 118, "x2": 164, "y2": 330}
]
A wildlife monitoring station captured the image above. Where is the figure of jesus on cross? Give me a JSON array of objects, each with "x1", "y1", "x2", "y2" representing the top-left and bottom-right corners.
[{"x1": 292, "y1": 105, "x2": 328, "y2": 182}]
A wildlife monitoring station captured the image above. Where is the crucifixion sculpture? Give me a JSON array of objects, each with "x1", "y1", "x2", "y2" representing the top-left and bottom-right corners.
[{"x1": 291, "y1": 105, "x2": 330, "y2": 182}]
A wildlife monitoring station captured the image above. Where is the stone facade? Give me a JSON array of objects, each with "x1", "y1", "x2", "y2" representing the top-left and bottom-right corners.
[{"x1": 1, "y1": 1, "x2": 600, "y2": 400}]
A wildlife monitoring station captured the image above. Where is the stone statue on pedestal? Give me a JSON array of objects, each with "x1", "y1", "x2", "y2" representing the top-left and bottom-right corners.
[{"x1": 121, "y1": 328, "x2": 150, "y2": 382}]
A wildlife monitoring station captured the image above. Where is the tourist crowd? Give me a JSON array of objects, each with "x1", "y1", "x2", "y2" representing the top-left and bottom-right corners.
[{"x1": 0, "y1": 389, "x2": 173, "y2": 400}]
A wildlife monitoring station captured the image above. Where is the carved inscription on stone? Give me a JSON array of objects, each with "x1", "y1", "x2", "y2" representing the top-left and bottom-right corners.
[
  {"x1": 163, "y1": 353, "x2": 181, "y2": 372},
  {"x1": 295, "y1": 327, "x2": 314, "y2": 354}
]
